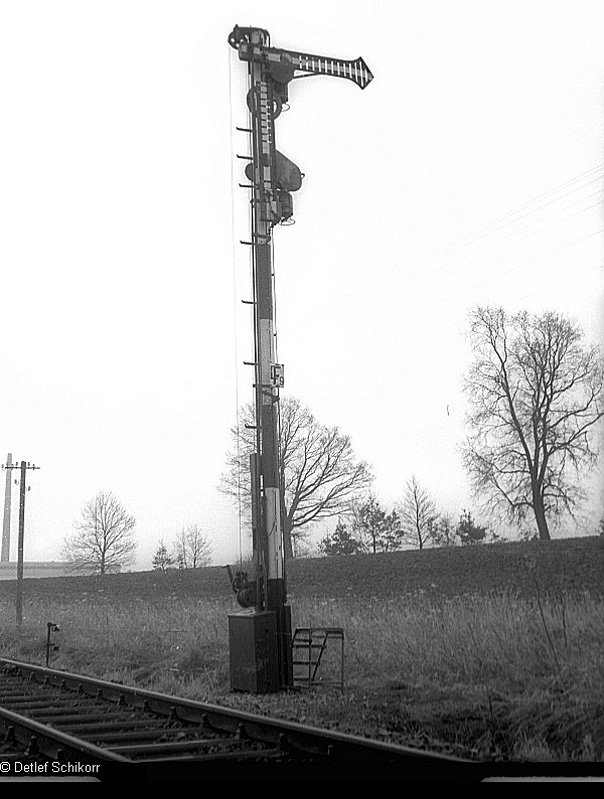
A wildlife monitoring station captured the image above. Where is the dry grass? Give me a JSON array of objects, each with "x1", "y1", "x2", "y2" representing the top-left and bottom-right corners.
[
  {"x1": 0, "y1": 588, "x2": 602, "y2": 761},
  {"x1": 0, "y1": 538, "x2": 602, "y2": 762}
]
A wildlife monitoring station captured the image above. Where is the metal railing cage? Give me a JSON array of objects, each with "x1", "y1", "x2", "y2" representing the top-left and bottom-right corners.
[{"x1": 292, "y1": 627, "x2": 344, "y2": 690}]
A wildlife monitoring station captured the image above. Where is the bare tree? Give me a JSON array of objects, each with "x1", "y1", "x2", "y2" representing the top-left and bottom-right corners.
[
  {"x1": 63, "y1": 490, "x2": 137, "y2": 575},
  {"x1": 172, "y1": 524, "x2": 212, "y2": 569},
  {"x1": 398, "y1": 476, "x2": 439, "y2": 550},
  {"x1": 219, "y1": 396, "x2": 373, "y2": 558},
  {"x1": 462, "y1": 307, "x2": 604, "y2": 540}
]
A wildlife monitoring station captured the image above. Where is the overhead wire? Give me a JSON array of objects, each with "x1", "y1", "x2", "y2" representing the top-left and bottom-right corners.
[
  {"x1": 415, "y1": 195, "x2": 604, "y2": 292},
  {"x1": 442, "y1": 172, "x2": 604, "y2": 250},
  {"x1": 423, "y1": 227, "x2": 604, "y2": 321},
  {"x1": 283, "y1": 164, "x2": 604, "y2": 340},
  {"x1": 362, "y1": 223, "x2": 603, "y2": 346},
  {"x1": 504, "y1": 262, "x2": 604, "y2": 310},
  {"x1": 431, "y1": 163, "x2": 604, "y2": 261},
  {"x1": 416, "y1": 173, "x2": 604, "y2": 287},
  {"x1": 434, "y1": 260, "x2": 604, "y2": 340},
  {"x1": 435, "y1": 183, "x2": 603, "y2": 260}
]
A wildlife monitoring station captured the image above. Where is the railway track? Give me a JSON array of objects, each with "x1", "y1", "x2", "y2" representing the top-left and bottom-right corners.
[{"x1": 0, "y1": 657, "x2": 484, "y2": 782}]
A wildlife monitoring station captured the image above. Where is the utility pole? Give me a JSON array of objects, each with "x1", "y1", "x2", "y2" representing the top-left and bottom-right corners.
[
  {"x1": 1, "y1": 452, "x2": 12, "y2": 561},
  {"x1": 227, "y1": 25, "x2": 372, "y2": 693},
  {"x1": 2, "y1": 459, "x2": 40, "y2": 633}
]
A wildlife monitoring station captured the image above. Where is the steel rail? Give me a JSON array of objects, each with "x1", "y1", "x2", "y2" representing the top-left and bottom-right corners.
[
  {"x1": 0, "y1": 704, "x2": 129, "y2": 763},
  {"x1": 0, "y1": 657, "x2": 480, "y2": 775}
]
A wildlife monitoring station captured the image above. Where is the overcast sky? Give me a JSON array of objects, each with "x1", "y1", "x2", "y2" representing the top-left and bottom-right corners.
[{"x1": 1, "y1": 0, "x2": 603, "y2": 570}]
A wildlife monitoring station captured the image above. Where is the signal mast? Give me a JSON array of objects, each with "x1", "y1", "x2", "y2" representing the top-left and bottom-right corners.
[{"x1": 227, "y1": 25, "x2": 373, "y2": 692}]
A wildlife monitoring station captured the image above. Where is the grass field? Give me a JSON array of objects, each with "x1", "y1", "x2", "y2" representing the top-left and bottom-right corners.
[{"x1": 0, "y1": 536, "x2": 602, "y2": 763}]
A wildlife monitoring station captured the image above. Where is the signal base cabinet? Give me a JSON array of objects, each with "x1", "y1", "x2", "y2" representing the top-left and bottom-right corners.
[{"x1": 228, "y1": 610, "x2": 280, "y2": 693}]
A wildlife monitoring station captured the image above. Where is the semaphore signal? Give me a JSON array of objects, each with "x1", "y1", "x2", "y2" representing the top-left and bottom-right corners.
[{"x1": 226, "y1": 25, "x2": 372, "y2": 692}]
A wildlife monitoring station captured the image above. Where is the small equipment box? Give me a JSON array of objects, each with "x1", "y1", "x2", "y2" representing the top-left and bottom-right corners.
[{"x1": 228, "y1": 610, "x2": 280, "y2": 693}]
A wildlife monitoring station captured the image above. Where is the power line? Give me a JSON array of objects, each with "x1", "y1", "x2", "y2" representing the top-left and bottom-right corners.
[
  {"x1": 416, "y1": 177, "x2": 603, "y2": 286},
  {"x1": 416, "y1": 195, "x2": 603, "y2": 290},
  {"x1": 286, "y1": 224, "x2": 603, "y2": 356},
  {"x1": 282, "y1": 166, "x2": 604, "y2": 340},
  {"x1": 435, "y1": 171, "x2": 604, "y2": 264},
  {"x1": 286, "y1": 219, "x2": 603, "y2": 341},
  {"x1": 439, "y1": 185, "x2": 603, "y2": 263},
  {"x1": 432, "y1": 163, "x2": 604, "y2": 260},
  {"x1": 434, "y1": 261, "x2": 604, "y2": 338}
]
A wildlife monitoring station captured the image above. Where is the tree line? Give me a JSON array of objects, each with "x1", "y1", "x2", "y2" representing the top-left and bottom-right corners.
[
  {"x1": 61, "y1": 489, "x2": 212, "y2": 575},
  {"x1": 61, "y1": 305, "x2": 603, "y2": 573},
  {"x1": 319, "y1": 490, "x2": 497, "y2": 557},
  {"x1": 221, "y1": 306, "x2": 603, "y2": 555},
  {"x1": 152, "y1": 525, "x2": 212, "y2": 572}
]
